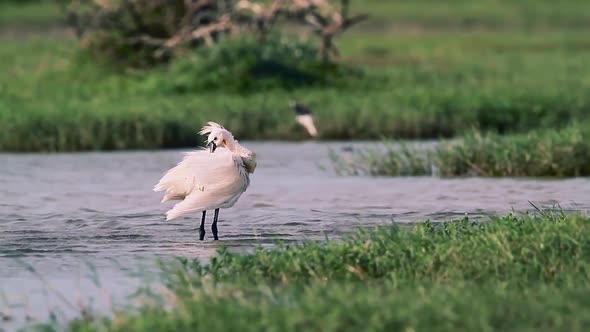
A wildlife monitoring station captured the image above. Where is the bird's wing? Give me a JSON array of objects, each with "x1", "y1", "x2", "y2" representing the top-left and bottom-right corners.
[
  {"x1": 155, "y1": 149, "x2": 250, "y2": 221},
  {"x1": 296, "y1": 114, "x2": 318, "y2": 137},
  {"x1": 154, "y1": 149, "x2": 204, "y2": 200}
]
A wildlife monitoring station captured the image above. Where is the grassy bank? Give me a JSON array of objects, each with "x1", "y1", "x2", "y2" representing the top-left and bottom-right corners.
[
  {"x1": 2, "y1": 1, "x2": 590, "y2": 151},
  {"x1": 358, "y1": 0, "x2": 590, "y2": 29},
  {"x1": 39, "y1": 212, "x2": 590, "y2": 331},
  {"x1": 333, "y1": 124, "x2": 590, "y2": 177},
  {"x1": 2, "y1": 35, "x2": 590, "y2": 151}
]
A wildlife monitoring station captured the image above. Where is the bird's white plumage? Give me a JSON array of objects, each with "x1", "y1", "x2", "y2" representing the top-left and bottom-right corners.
[
  {"x1": 296, "y1": 114, "x2": 318, "y2": 137},
  {"x1": 154, "y1": 148, "x2": 250, "y2": 220},
  {"x1": 154, "y1": 122, "x2": 255, "y2": 221}
]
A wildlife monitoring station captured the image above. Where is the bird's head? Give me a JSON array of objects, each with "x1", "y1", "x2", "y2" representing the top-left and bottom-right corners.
[{"x1": 199, "y1": 122, "x2": 233, "y2": 153}]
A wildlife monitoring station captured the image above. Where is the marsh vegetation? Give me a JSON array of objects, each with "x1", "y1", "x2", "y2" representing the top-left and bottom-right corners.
[
  {"x1": 332, "y1": 124, "x2": 590, "y2": 177},
  {"x1": 34, "y1": 212, "x2": 590, "y2": 332},
  {"x1": 2, "y1": 2, "x2": 590, "y2": 330},
  {"x1": 2, "y1": 1, "x2": 590, "y2": 152}
]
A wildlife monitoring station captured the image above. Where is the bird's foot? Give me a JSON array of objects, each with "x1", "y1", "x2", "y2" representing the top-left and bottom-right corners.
[
  {"x1": 212, "y1": 225, "x2": 219, "y2": 241},
  {"x1": 212, "y1": 209, "x2": 220, "y2": 241},
  {"x1": 199, "y1": 228, "x2": 206, "y2": 241}
]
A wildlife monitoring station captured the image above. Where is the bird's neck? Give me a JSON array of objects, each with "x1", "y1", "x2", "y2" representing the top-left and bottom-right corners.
[{"x1": 226, "y1": 138, "x2": 251, "y2": 157}]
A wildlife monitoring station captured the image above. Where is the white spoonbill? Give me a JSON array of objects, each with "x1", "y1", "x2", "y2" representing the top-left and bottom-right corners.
[{"x1": 153, "y1": 122, "x2": 257, "y2": 240}]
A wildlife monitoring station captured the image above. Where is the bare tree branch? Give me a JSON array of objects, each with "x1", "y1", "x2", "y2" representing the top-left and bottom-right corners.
[{"x1": 62, "y1": 0, "x2": 367, "y2": 65}]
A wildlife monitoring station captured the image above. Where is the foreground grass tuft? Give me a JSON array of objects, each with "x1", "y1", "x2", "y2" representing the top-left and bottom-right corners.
[
  {"x1": 38, "y1": 213, "x2": 590, "y2": 332},
  {"x1": 333, "y1": 124, "x2": 590, "y2": 177},
  {"x1": 180, "y1": 212, "x2": 590, "y2": 285}
]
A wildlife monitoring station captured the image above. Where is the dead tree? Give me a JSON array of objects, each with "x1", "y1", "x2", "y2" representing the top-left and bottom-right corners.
[
  {"x1": 288, "y1": 0, "x2": 331, "y2": 16},
  {"x1": 153, "y1": 0, "x2": 234, "y2": 57},
  {"x1": 60, "y1": 0, "x2": 236, "y2": 64},
  {"x1": 303, "y1": 0, "x2": 368, "y2": 62},
  {"x1": 59, "y1": 0, "x2": 368, "y2": 65},
  {"x1": 234, "y1": 0, "x2": 284, "y2": 43}
]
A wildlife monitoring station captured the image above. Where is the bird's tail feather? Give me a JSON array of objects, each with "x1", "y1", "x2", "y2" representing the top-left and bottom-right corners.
[{"x1": 164, "y1": 192, "x2": 211, "y2": 221}]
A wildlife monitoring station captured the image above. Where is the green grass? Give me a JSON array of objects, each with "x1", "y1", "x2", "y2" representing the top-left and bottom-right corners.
[
  {"x1": 63, "y1": 283, "x2": 590, "y2": 332},
  {"x1": 0, "y1": 1, "x2": 62, "y2": 29},
  {"x1": 4, "y1": 1, "x2": 590, "y2": 30},
  {"x1": 2, "y1": 1, "x2": 590, "y2": 151},
  {"x1": 38, "y1": 212, "x2": 590, "y2": 331},
  {"x1": 2, "y1": 0, "x2": 590, "y2": 36},
  {"x1": 332, "y1": 124, "x2": 590, "y2": 177},
  {"x1": 358, "y1": 0, "x2": 590, "y2": 29},
  {"x1": 3, "y1": 36, "x2": 590, "y2": 151}
]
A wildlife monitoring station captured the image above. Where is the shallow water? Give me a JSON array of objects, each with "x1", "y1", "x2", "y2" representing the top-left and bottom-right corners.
[{"x1": 1, "y1": 141, "x2": 589, "y2": 330}]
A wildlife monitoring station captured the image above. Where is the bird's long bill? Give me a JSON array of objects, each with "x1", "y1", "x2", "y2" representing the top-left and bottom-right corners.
[{"x1": 207, "y1": 141, "x2": 217, "y2": 153}]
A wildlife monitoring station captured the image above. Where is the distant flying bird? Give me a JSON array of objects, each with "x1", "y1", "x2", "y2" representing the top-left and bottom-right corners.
[
  {"x1": 289, "y1": 99, "x2": 318, "y2": 137},
  {"x1": 154, "y1": 122, "x2": 257, "y2": 240}
]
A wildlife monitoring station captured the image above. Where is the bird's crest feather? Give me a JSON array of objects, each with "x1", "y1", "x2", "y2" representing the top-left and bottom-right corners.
[{"x1": 199, "y1": 122, "x2": 225, "y2": 136}]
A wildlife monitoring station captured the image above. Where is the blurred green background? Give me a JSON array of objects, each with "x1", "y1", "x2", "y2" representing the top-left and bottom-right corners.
[{"x1": 1, "y1": 0, "x2": 589, "y2": 151}]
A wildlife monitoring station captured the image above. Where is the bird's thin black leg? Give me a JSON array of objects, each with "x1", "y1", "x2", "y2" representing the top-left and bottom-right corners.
[
  {"x1": 199, "y1": 211, "x2": 206, "y2": 241},
  {"x1": 212, "y1": 208, "x2": 220, "y2": 241}
]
